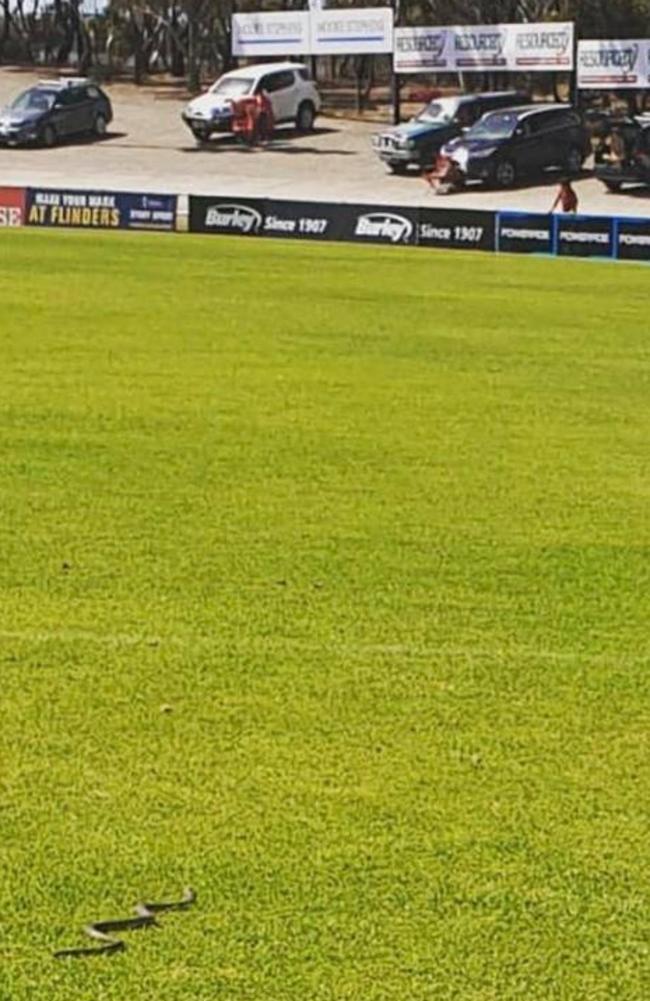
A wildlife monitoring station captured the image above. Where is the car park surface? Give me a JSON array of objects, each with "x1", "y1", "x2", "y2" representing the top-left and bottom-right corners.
[{"x1": 0, "y1": 68, "x2": 648, "y2": 218}]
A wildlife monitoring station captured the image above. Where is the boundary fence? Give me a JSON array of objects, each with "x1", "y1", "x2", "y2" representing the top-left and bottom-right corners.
[{"x1": 2, "y1": 185, "x2": 649, "y2": 262}]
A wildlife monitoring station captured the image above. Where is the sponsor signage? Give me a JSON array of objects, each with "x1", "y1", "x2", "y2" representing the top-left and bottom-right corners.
[
  {"x1": 232, "y1": 8, "x2": 391, "y2": 56},
  {"x1": 25, "y1": 189, "x2": 177, "y2": 230},
  {"x1": 419, "y1": 207, "x2": 495, "y2": 251},
  {"x1": 577, "y1": 39, "x2": 650, "y2": 89},
  {"x1": 189, "y1": 196, "x2": 266, "y2": 236},
  {"x1": 310, "y1": 8, "x2": 393, "y2": 55},
  {"x1": 262, "y1": 199, "x2": 347, "y2": 240},
  {"x1": 189, "y1": 196, "x2": 418, "y2": 246},
  {"x1": 342, "y1": 204, "x2": 419, "y2": 245},
  {"x1": 189, "y1": 193, "x2": 648, "y2": 266},
  {"x1": 393, "y1": 27, "x2": 455, "y2": 73},
  {"x1": 556, "y1": 215, "x2": 614, "y2": 258},
  {"x1": 497, "y1": 212, "x2": 553, "y2": 254},
  {"x1": 0, "y1": 186, "x2": 26, "y2": 227},
  {"x1": 231, "y1": 11, "x2": 310, "y2": 57},
  {"x1": 616, "y1": 217, "x2": 650, "y2": 261},
  {"x1": 395, "y1": 21, "x2": 574, "y2": 73}
]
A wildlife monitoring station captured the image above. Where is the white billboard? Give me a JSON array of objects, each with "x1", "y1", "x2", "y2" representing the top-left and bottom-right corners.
[
  {"x1": 232, "y1": 11, "x2": 310, "y2": 58},
  {"x1": 394, "y1": 22, "x2": 574, "y2": 74},
  {"x1": 577, "y1": 39, "x2": 650, "y2": 89},
  {"x1": 393, "y1": 27, "x2": 455, "y2": 73},
  {"x1": 310, "y1": 7, "x2": 393, "y2": 55}
]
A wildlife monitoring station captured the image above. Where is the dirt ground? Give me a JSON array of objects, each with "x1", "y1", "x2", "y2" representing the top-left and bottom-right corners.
[{"x1": 0, "y1": 65, "x2": 649, "y2": 217}]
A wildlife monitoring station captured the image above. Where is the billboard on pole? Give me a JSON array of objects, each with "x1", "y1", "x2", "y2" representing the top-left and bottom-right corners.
[
  {"x1": 577, "y1": 39, "x2": 650, "y2": 89},
  {"x1": 232, "y1": 8, "x2": 391, "y2": 57},
  {"x1": 310, "y1": 7, "x2": 393, "y2": 55},
  {"x1": 232, "y1": 11, "x2": 310, "y2": 57},
  {"x1": 394, "y1": 22, "x2": 574, "y2": 74}
]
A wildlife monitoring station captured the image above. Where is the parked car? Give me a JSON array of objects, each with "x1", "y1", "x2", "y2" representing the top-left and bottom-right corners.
[
  {"x1": 442, "y1": 104, "x2": 589, "y2": 188},
  {"x1": 182, "y1": 62, "x2": 321, "y2": 144},
  {"x1": 0, "y1": 78, "x2": 112, "y2": 147},
  {"x1": 372, "y1": 91, "x2": 528, "y2": 174},
  {"x1": 594, "y1": 116, "x2": 650, "y2": 191}
]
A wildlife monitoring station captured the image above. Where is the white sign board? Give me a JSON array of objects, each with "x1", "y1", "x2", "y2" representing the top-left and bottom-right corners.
[
  {"x1": 232, "y1": 11, "x2": 310, "y2": 58},
  {"x1": 310, "y1": 7, "x2": 393, "y2": 55},
  {"x1": 509, "y1": 22, "x2": 574, "y2": 70},
  {"x1": 394, "y1": 22, "x2": 574, "y2": 74},
  {"x1": 393, "y1": 27, "x2": 455, "y2": 73},
  {"x1": 577, "y1": 39, "x2": 650, "y2": 89}
]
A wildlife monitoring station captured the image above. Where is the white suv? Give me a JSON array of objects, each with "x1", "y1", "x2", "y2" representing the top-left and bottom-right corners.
[{"x1": 182, "y1": 62, "x2": 321, "y2": 143}]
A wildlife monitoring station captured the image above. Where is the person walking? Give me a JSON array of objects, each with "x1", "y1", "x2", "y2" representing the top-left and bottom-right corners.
[{"x1": 550, "y1": 177, "x2": 579, "y2": 213}]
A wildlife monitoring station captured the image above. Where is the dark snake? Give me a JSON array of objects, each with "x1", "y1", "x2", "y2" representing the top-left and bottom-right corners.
[{"x1": 53, "y1": 886, "x2": 196, "y2": 958}]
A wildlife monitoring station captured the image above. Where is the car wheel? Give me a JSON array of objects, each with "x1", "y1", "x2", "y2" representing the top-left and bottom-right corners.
[
  {"x1": 494, "y1": 158, "x2": 517, "y2": 188},
  {"x1": 387, "y1": 162, "x2": 409, "y2": 175},
  {"x1": 565, "y1": 146, "x2": 583, "y2": 174},
  {"x1": 295, "y1": 101, "x2": 315, "y2": 133},
  {"x1": 192, "y1": 130, "x2": 211, "y2": 146},
  {"x1": 93, "y1": 113, "x2": 107, "y2": 138},
  {"x1": 41, "y1": 124, "x2": 57, "y2": 148},
  {"x1": 604, "y1": 180, "x2": 622, "y2": 192}
]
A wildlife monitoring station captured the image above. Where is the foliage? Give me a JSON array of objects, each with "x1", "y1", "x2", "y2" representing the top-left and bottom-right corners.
[{"x1": 1, "y1": 0, "x2": 650, "y2": 90}]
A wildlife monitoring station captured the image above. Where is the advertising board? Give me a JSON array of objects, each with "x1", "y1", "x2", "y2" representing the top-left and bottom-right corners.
[
  {"x1": 556, "y1": 215, "x2": 614, "y2": 258},
  {"x1": 419, "y1": 208, "x2": 495, "y2": 252},
  {"x1": 261, "y1": 199, "x2": 348, "y2": 241},
  {"x1": 189, "y1": 196, "x2": 418, "y2": 246},
  {"x1": 497, "y1": 213, "x2": 553, "y2": 254},
  {"x1": 232, "y1": 8, "x2": 391, "y2": 56},
  {"x1": 26, "y1": 189, "x2": 177, "y2": 230},
  {"x1": 339, "y1": 203, "x2": 419, "y2": 246},
  {"x1": 189, "y1": 197, "x2": 267, "y2": 237},
  {"x1": 187, "y1": 193, "x2": 648, "y2": 266},
  {"x1": 577, "y1": 39, "x2": 650, "y2": 89},
  {"x1": 616, "y1": 217, "x2": 650, "y2": 261},
  {"x1": 231, "y1": 12, "x2": 310, "y2": 57},
  {"x1": 310, "y1": 8, "x2": 393, "y2": 55},
  {"x1": 0, "y1": 186, "x2": 26, "y2": 227},
  {"x1": 394, "y1": 22, "x2": 574, "y2": 73},
  {"x1": 393, "y1": 27, "x2": 455, "y2": 73}
]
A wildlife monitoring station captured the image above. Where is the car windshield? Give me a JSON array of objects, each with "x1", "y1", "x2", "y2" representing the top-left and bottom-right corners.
[
  {"x1": 467, "y1": 111, "x2": 519, "y2": 140},
  {"x1": 209, "y1": 77, "x2": 254, "y2": 98},
  {"x1": 10, "y1": 88, "x2": 56, "y2": 112},
  {"x1": 415, "y1": 100, "x2": 457, "y2": 125}
]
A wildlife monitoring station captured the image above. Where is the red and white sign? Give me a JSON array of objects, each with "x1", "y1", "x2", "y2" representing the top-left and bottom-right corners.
[{"x1": 0, "y1": 187, "x2": 25, "y2": 227}]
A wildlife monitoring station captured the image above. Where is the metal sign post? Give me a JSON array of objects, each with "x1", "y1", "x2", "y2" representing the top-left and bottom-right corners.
[{"x1": 390, "y1": 0, "x2": 401, "y2": 124}]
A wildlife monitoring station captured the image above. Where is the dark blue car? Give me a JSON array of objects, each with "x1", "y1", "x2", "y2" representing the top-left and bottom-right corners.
[
  {"x1": 442, "y1": 104, "x2": 589, "y2": 188},
  {"x1": 0, "y1": 78, "x2": 112, "y2": 147}
]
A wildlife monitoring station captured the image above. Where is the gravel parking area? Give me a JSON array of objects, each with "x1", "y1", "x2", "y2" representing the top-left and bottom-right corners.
[{"x1": 1, "y1": 66, "x2": 649, "y2": 216}]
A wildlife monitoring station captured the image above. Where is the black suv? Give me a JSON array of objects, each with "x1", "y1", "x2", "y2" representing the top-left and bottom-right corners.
[
  {"x1": 594, "y1": 117, "x2": 650, "y2": 192},
  {"x1": 372, "y1": 91, "x2": 528, "y2": 173},
  {"x1": 0, "y1": 78, "x2": 112, "y2": 147},
  {"x1": 442, "y1": 104, "x2": 589, "y2": 187}
]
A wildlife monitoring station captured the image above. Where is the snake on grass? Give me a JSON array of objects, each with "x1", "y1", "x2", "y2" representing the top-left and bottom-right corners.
[{"x1": 53, "y1": 886, "x2": 196, "y2": 958}]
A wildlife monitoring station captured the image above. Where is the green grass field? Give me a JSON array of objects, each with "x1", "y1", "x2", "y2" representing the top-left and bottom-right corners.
[{"x1": 1, "y1": 229, "x2": 649, "y2": 1001}]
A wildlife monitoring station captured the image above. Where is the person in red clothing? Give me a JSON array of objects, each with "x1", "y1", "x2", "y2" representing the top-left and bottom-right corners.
[
  {"x1": 550, "y1": 177, "x2": 579, "y2": 213},
  {"x1": 255, "y1": 89, "x2": 275, "y2": 143},
  {"x1": 231, "y1": 96, "x2": 259, "y2": 144},
  {"x1": 231, "y1": 91, "x2": 275, "y2": 146}
]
